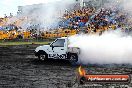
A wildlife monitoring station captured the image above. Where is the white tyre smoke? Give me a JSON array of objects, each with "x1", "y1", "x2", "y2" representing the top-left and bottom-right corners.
[{"x1": 69, "y1": 30, "x2": 132, "y2": 64}]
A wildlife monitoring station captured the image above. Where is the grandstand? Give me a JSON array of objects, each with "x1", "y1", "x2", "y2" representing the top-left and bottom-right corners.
[{"x1": 0, "y1": 0, "x2": 131, "y2": 40}]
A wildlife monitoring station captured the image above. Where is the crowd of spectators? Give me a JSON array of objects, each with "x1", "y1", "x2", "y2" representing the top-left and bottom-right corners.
[
  {"x1": 1, "y1": 3, "x2": 132, "y2": 40},
  {"x1": 60, "y1": 5, "x2": 132, "y2": 34},
  {"x1": 60, "y1": 7, "x2": 95, "y2": 29}
]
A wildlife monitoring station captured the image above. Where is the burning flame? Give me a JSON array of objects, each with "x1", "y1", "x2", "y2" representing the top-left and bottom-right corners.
[{"x1": 78, "y1": 66, "x2": 86, "y2": 76}]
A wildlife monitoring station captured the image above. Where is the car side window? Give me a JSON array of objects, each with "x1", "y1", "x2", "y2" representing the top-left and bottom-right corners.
[{"x1": 52, "y1": 39, "x2": 65, "y2": 47}]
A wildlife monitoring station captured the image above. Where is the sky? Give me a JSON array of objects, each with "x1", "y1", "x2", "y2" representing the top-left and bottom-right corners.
[{"x1": 0, "y1": 0, "x2": 62, "y2": 17}]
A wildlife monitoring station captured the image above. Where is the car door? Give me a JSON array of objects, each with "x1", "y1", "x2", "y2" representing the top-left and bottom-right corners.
[{"x1": 50, "y1": 39, "x2": 67, "y2": 59}]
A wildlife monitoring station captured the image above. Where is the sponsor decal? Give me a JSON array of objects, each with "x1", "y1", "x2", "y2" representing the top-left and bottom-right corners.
[{"x1": 49, "y1": 54, "x2": 66, "y2": 59}]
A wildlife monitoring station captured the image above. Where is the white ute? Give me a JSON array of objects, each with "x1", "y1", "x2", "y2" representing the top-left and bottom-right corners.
[{"x1": 35, "y1": 37, "x2": 80, "y2": 63}]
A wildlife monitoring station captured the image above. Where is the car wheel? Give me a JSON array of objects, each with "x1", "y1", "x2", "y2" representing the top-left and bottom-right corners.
[
  {"x1": 38, "y1": 53, "x2": 48, "y2": 61},
  {"x1": 69, "y1": 54, "x2": 78, "y2": 64}
]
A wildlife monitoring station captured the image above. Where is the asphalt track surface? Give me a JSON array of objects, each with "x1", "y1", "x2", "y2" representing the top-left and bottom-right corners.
[{"x1": 0, "y1": 45, "x2": 132, "y2": 88}]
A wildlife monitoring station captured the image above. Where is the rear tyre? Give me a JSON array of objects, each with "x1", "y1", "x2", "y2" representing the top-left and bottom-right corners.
[{"x1": 69, "y1": 54, "x2": 78, "y2": 64}]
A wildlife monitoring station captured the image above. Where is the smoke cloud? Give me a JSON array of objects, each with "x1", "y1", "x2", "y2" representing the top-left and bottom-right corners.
[
  {"x1": 69, "y1": 30, "x2": 132, "y2": 64},
  {"x1": 16, "y1": 0, "x2": 76, "y2": 29}
]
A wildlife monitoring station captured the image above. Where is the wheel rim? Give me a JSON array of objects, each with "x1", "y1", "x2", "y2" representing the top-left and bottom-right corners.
[
  {"x1": 70, "y1": 55, "x2": 77, "y2": 62},
  {"x1": 40, "y1": 55, "x2": 46, "y2": 61}
]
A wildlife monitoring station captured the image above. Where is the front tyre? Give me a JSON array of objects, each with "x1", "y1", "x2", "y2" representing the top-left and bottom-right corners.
[
  {"x1": 37, "y1": 51, "x2": 48, "y2": 61},
  {"x1": 38, "y1": 54, "x2": 47, "y2": 61}
]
